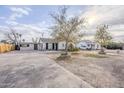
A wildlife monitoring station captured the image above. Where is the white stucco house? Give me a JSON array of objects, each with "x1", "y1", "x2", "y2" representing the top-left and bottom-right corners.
[
  {"x1": 20, "y1": 38, "x2": 101, "y2": 51},
  {"x1": 20, "y1": 38, "x2": 66, "y2": 51},
  {"x1": 76, "y1": 40, "x2": 101, "y2": 50}
]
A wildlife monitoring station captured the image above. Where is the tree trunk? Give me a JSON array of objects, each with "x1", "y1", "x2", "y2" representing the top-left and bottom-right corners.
[
  {"x1": 15, "y1": 45, "x2": 20, "y2": 50},
  {"x1": 99, "y1": 46, "x2": 106, "y2": 54},
  {"x1": 65, "y1": 40, "x2": 68, "y2": 55}
]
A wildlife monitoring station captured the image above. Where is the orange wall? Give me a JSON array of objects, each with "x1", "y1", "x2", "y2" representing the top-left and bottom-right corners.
[{"x1": 0, "y1": 43, "x2": 15, "y2": 53}]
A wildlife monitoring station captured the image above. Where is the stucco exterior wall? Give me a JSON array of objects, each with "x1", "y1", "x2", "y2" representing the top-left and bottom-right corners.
[
  {"x1": 58, "y1": 41, "x2": 66, "y2": 50},
  {"x1": 20, "y1": 44, "x2": 34, "y2": 51},
  {"x1": 48, "y1": 43, "x2": 52, "y2": 50},
  {"x1": 42, "y1": 43, "x2": 46, "y2": 50}
]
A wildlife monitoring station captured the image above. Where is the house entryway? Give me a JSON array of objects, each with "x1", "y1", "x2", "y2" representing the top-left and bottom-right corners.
[{"x1": 46, "y1": 43, "x2": 58, "y2": 50}]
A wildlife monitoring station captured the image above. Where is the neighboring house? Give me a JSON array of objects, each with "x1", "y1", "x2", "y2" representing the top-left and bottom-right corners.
[
  {"x1": 0, "y1": 40, "x2": 13, "y2": 44},
  {"x1": 121, "y1": 43, "x2": 124, "y2": 50},
  {"x1": 20, "y1": 38, "x2": 66, "y2": 51},
  {"x1": 123, "y1": 45, "x2": 124, "y2": 50},
  {"x1": 76, "y1": 40, "x2": 101, "y2": 50}
]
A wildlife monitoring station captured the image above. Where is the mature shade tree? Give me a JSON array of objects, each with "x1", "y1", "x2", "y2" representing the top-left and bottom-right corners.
[
  {"x1": 50, "y1": 6, "x2": 86, "y2": 55},
  {"x1": 95, "y1": 24, "x2": 112, "y2": 54}
]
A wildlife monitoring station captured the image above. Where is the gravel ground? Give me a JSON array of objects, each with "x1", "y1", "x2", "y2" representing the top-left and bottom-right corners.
[
  {"x1": 47, "y1": 50, "x2": 124, "y2": 88},
  {"x1": 0, "y1": 51, "x2": 92, "y2": 88}
]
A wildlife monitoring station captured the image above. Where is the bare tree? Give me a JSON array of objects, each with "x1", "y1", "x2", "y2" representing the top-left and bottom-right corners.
[
  {"x1": 22, "y1": 39, "x2": 25, "y2": 42},
  {"x1": 95, "y1": 24, "x2": 112, "y2": 54},
  {"x1": 5, "y1": 28, "x2": 22, "y2": 50},
  {"x1": 32, "y1": 37, "x2": 40, "y2": 50},
  {"x1": 32, "y1": 37, "x2": 41, "y2": 44},
  {"x1": 50, "y1": 6, "x2": 86, "y2": 55},
  {"x1": 6, "y1": 28, "x2": 21, "y2": 44}
]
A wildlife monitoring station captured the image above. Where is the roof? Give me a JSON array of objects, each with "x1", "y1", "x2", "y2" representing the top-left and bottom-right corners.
[
  {"x1": 39, "y1": 38, "x2": 58, "y2": 43},
  {"x1": 0, "y1": 40, "x2": 14, "y2": 44},
  {"x1": 20, "y1": 38, "x2": 58, "y2": 44},
  {"x1": 79, "y1": 40, "x2": 93, "y2": 43},
  {"x1": 78, "y1": 40, "x2": 99, "y2": 44},
  {"x1": 20, "y1": 42, "x2": 35, "y2": 44}
]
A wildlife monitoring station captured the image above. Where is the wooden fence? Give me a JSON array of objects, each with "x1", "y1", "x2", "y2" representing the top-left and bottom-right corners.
[{"x1": 0, "y1": 43, "x2": 15, "y2": 53}]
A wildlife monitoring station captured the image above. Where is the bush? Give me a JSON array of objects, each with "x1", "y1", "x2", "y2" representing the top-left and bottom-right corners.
[
  {"x1": 105, "y1": 42, "x2": 123, "y2": 50},
  {"x1": 83, "y1": 53, "x2": 108, "y2": 58},
  {"x1": 98, "y1": 51, "x2": 106, "y2": 54},
  {"x1": 68, "y1": 43, "x2": 80, "y2": 52},
  {"x1": 56, "y1": 53, "x2": 71, "y2": 60},
  {"x1": 68, "y1": 47, "x2": 80, "y2": 52},
  {"x1": 98, "y1": 48, "x2": 106, "y2": 54}
]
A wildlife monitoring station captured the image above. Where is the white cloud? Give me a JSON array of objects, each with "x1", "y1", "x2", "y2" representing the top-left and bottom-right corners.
[
  {"x1": 79, "y1": 6, "x2": 124, "y2": 42},
  {"x1": 5, "y1": 20, "x2": 19, "y2": 25},
  {"x1": 1, "y1": 6, "x2": 124, "y2": 42},
  {"x1": 5, "y1": 7, "x2": 32, "y2": 26},
  {"x1": 108, "y1": 24, "x2": 124, "y2": 41},
  {"x1": 24, "y1": 7, "x2": 32, "y2": 12},
  {"x1": 0, "y1": 22, "x2": 51, "y2": 42},
  {"x1": 81, "y1": 6, "x2": 124, "y2": 27},
  {"x1": 10, "y1": 7, "x2": 30, "y2": 15},
  {"x1": 9, "y1": 13, "x2": 23, "y2": 20},
  {"x1": 0, "y1": 26, "x2": 10, "y2": 40},
  {"x1": 8, "y1": 7, "x2": 32, "y2": 21},
  {"x1": 15, "y1": 24, "x2": 50, "y2": 42}
]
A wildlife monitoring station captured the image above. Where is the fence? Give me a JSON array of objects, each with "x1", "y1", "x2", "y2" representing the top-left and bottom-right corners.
[{"x1": 0, "y1": 43, "x2": 15, "y2": 53}]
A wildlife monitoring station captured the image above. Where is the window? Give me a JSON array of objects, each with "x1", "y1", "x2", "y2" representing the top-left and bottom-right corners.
[
  {"x1": 81, "y1": 44, "x2": 86, "y2": 47},
  {"x1": 62, "y1": 43, "x2": 64, "y2": 47},
  {"x1": 87, "y1": 44, "x2": 90, "y2": 47},
  {"x1": 97, "y1": 44, "x2": 99, "y2": 48},
  {"x1": 27, "y1": 44, "x2": 29, "y2": 47}
]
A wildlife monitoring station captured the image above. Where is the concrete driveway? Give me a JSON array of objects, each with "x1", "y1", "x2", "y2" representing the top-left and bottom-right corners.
[{"x1": 0, "y1": 51, "x2": 91, "y2": 88}]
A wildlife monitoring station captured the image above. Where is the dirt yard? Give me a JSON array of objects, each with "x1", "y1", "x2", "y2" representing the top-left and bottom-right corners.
[
  {"x1": 0, "y1": 51, "x2": 91, "y2": 88},
  {"x1": 47, "y1": 50, "x2": 124, "y2": 88}
]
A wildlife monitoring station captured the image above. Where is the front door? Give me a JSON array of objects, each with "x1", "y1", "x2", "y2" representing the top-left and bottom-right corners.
[
  {"x1": 46, "y1": 43, "x2": 48, "y2": 50},
  {"x1": 34, "y1": 44, "x2": 38, "y2": 50},
  {"x1": 52, "y1": 43, "x2": 54, "y2": 50},
  {"x1": 55, "y1": 43, "x2": 58, "y2": 50}
]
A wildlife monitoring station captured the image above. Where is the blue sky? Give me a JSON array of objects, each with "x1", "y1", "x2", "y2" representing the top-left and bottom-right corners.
[
  {"x1": 0, "y1": 5, "x2": 124, "y2": 42},
  {"x1": 0, "y1": 5, "x2": 86, "y2": 25}
]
